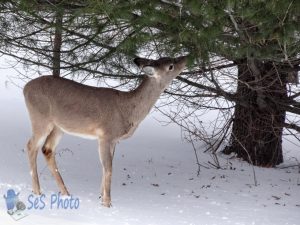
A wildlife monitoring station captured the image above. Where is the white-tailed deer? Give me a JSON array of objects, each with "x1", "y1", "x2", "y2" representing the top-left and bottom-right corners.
[{"x1": 24, "y1": 56, "x2": 186, "y2": 207}]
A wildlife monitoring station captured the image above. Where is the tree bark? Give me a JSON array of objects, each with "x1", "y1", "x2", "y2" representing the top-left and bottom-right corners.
[
  {"x1": 53, "y1": 10, "x2": 63, "y2": 77},
  {"x1": 223, "y1": 59, "x2": 287, "y2": 167}
]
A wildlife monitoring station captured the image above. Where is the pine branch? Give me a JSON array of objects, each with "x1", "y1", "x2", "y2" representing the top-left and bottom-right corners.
[
  {"x1": 176, "y1": 76, "x2": 236, "y2": 102},
  {"x1": 284, "y1": 122, "x2": 300, "y2": 133}
]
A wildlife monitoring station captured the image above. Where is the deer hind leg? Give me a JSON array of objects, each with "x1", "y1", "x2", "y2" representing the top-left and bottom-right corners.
[
  {"x1": 98, "y1": 139, "x2": 116, "y2": 207},
  {"x1": 42, "y1": 126, "x2": 69, "y2": 195},
  {"x1": 27, "y1": 122, "x2": 53, "y2": 195}
]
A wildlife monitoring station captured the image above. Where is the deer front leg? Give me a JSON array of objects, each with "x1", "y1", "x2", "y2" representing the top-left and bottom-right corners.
[
  {"x1": 27, "y1": 137, "x2": 44, "y2": 195},
  {"x1": 27, "y1": 132, "x2": 49, "y2": 195},
  {"x1": 98, "y1": 139, "x2": 116, "y2": 207}
]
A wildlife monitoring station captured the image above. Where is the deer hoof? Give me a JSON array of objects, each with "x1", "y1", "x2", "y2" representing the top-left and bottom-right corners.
[
  {"x1": 102, "y1": 199, "x2": 112, "y2": 208},
  {"x1": 32, "y1": 190, "x2": 41, "y2": 195},
  {"x1": 60, "y1": 190, "x2": 70, "y2": 196}
]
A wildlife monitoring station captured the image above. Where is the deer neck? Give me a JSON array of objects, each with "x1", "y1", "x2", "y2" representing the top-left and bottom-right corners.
[{"x1": 125, "y1": 76, "x2": 166, "y2": 123}]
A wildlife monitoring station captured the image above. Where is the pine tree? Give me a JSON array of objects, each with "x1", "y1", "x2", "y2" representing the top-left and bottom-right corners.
[{"x1": 115, "y1": 0, "x2": 300, "y2": 166}]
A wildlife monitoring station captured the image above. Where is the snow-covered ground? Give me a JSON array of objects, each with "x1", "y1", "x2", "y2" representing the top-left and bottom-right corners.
[{"x1": 0, "y1": 66, "x2": 299, "y2": 225}]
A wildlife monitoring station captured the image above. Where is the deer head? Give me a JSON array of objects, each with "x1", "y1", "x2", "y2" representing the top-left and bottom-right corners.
[{"x1": 134, "y1": 56, "x2": 187, "y2": 87}]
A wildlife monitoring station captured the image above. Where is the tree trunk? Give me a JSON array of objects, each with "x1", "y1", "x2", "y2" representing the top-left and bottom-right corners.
[
  {"x1": 224, "y1": 59, "x2": 287, "y2": 167},
  {"x1": 53, "y1": 10, "x2": 63, "y2": 77}
]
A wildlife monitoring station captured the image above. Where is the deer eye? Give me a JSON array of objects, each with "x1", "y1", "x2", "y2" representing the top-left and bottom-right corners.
[{"x1": 169, "y1": 64, "x2": 174, "y2": 71}]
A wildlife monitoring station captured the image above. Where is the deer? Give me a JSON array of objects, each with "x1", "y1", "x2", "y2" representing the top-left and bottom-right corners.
[{"x1": 23, "y1": 56, "x2": 187, "y2": 207}]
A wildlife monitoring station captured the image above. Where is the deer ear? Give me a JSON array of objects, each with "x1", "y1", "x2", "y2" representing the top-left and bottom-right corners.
[
  {"x1": 134, "y1": 58, "x2": 141, "y2": 67},
  {"x1": 134, "y1": 58, "x2": 152, "y2": 68},
  {"x1": 142, "y1": 66, "x2": 155, "y2": 75}
]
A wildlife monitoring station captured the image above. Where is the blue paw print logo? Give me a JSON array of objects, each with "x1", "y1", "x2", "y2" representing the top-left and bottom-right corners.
[{"x1": 3, "y1": 189, "x2": 27, "y2": 220}]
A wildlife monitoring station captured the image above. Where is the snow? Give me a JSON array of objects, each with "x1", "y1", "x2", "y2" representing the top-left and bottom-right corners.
[{"x1": 0, "y1": 68, "x2": 299, "y2": 225}]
